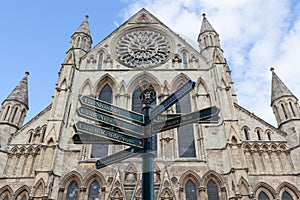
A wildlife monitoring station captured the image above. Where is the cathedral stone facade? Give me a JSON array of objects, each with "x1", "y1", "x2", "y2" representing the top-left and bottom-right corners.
[{"x1": 0, "y1": 9, "x2": 299, "y2": 200}]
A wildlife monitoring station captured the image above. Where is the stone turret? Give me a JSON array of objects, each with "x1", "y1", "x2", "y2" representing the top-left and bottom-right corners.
[
  {"x1": 270, "y1": 68, "x2": 300, "y2": 146},
  {"x1": 198, "y1": 13, "x2": 221, "y2": 52},
  {"x1": 65, "y1": 15, "x2": 92, "y2": 65},
  {"x1": 0, "y1": 72, "x2": 29, "y2": 149}
]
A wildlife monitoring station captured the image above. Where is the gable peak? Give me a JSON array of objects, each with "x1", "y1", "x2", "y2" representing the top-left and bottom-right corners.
[{"x1": 130, "y1": 8, "x2": 156, "y2": 24}]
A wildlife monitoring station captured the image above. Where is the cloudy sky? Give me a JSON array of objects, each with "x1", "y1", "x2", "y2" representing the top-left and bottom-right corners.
[{"x1": 1, "y1": 0, "x2": 300, "y2": 126}]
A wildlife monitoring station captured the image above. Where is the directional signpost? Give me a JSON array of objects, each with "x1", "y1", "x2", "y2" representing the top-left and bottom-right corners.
[
  {"x1": 150, "y1": 80, "x2": 195, "y2": 119},
  {"x1": 96, "y1": 147, "x2": 142, "y2": 169},
  {"x1": 74, "y1": 121, "x2": 144, "y2": 148},
  {"x1": 72, "y1": 133, "x2": 121, "y2": 144},
  {"x1": 152, "y1": 106, "x2": 220, "y2": 133},
  {"x1": 73, "y1": 79, "x2": 220, "y2": 200}
]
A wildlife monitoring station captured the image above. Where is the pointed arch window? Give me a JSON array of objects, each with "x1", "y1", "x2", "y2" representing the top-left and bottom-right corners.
[
  {"x1": 266, "y1": 132, "x2": 271, "y2": 141},
  {"x1": 21, "y1": 196, "x2": 27, "y2": 200},
  {"x1": 281, "y1": 103, "x2": 288, "y2": 119},
  {"x1": 258, "y1": 191, "x2": 269, "y2": 200},
  {"x1": 3, "y1": 196, "x2": 9, "y2": 200},
  {"x1": 289, "y1": 102, "x2": 296, "y2": 117},
  {"x1": 256, "y1": 129, "x2": 261, "y2": 141},
  {"x1": 91, "y1": 84, "x2": 112, "y2": 158},
  {"x1": 98, "y1": 52, "x2": 104, "y2": 70},
  {"x1": 209, "y1": 35, "x2": 214, "y2": 46},
  {"x1": 282, "y1": 191, "x2": 293, "y2": 200},
  {"x1": 76, "y1": 37, "x2": 80, "y2": 48},
  {"x1": 182, "y1": 52, "x2": 188, "y2": 69},
  {"x1": 66, "y1": 181, "x2": 78, "y2": 200},
  {"x1": 132, "y1": 81, "x2": 157, "y2": 152},
  {"x1": 176, "y1": 89, "x2": 195, "y2": 157},
  {"x1": 88, "y1": 180, "x2": 100, "y2": 200},
  {"x1": 3, "y1": 105, "x2": 10, "y2": 121},
  {"x1": 11, "y1": 106, "x2": 18, "y2": 123},
  {"x1": 243, "y1": 128, "x2": 249, "y2": 140},
  {"x1": 185, "y1": 180, "x2": 197, "y2": 200},
  {"x1": 207, "y1": 180, "x2": 220, "y2": 200}
]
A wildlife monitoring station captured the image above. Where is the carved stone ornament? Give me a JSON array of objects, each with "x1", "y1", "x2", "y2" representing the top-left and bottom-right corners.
[{"x1": 115, "y1": 29, "x2": 171, "y2": 68}]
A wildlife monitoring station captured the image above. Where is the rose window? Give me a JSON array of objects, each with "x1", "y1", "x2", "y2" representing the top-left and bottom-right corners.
[{"x1": 116, "y1": 30, "x2": 170, "y2": 68}]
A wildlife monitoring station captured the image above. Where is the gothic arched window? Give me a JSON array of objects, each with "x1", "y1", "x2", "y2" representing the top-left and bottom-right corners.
[
  {"x1": 21, "y1": 196, "x2": 27, "y2": 200},
  {"x1": 281, "y1": 103, "x2": 288, "y2": 119},
  {"x1": 182, "y1": 52, "x2": 188, "y2": 69},
  {"x1": 66, "y1": 181, "x2": 79, "y2": 200},
  {"x1": 4, "y1": 105, "x2": 10, "y2": 121},
  {"x1": 266, "y1": 131, "x2": 271, "y2": 141},
  {"x1": 91, "y1": 84, "x2": 112, "y2": 158},
  {"x1": 185, "y1": 180, "x2": 197, "y2": 200},
  {"x1": 88, "y1": 180, "x2": 100, "y2": 200},
  {"x1": 243, "y1": 128, "x2": 249, "y2": 140},
  {"x1": 176, "y1": 90, "x2": 195, "y2": 157},
  {"x1": 282, "y1": 191, "x2": 293, "y2": 200},
  {"x1": 207, "y1": 180, "x2": 220, "y2": 200},
  {"x1": 258, "y1": 191, "x2": 269, "y2": 200},
  {"x1": 11, "y1": 106, "x2": 18, "y2": 123},
  {"x1": 3, "y1": 196, "x2": 9, "y2": 200},
  {"x1": 132, "y1": 81, "x2": 157, "y2": 152},
  {"x1": 289, "y1": 102, "x2": 296, "y2": 117},
  {"x1": 98, "y1": 52, "x2": 103, "y2": 70},
  {"x1": 256, "y1": 129, "x2": 261, "y2": 141}
]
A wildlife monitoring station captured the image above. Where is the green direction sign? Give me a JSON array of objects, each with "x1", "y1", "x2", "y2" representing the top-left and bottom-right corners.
[
  {"x1": 150, "y1": 80, "x2": 195, "y2": 120},
  {"x1": 79, "y1": 95, "x2": 144, "y2": 124},
  {"x1": 152, "y1": 114, "x2": 181, "y2": 123},
  {"x1": 72, "y1": 133, "x2": 121, "y2": 144},
  {"x1": 74, "y1": 121, "x2": 144, "y2": 148},
  {"x1": 77, "y1": 107, "x2": 143, "y2": 136},
  {"x1": 152, "y1": 106, "x2": 220, "y2": 133},
  {"x1": 96, "y1": 147, "x2": 142, "y2": 169}
]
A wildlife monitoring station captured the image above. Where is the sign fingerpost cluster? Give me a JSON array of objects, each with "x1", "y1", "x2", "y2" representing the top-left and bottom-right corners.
[{"x1": 73, "y1": 80, "x2": 220, "y2": 200}]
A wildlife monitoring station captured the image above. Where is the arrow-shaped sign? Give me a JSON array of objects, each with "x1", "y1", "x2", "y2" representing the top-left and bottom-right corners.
[
  {"x1": 72, "y1": 133, "x2": 121, "y2": 144},
  {"x1": 79, "y1": 95, "x2": 144, "y2": 124},
  {"x1": 152, "y1": 106, "x2": 220, "y2": 133},
  {"x1": 150, "y1": 80, "x2": 195, "y2": 120},
  {"x1": 77, "y1": 107, "x2": 143, "y2": 137},
  {"x1": 74, "y1": 121, "x2": 144, "y2": 148},
  {"x1": 96, "y1": 147, "x2": 142, "y2": 169}
]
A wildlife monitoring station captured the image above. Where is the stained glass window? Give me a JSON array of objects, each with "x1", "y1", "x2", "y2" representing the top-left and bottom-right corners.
[
  {"x1": 258, "y1": 191, "x2": 269, "y2": 200},
  {"x1": 282, "y1": 191, "x2": 293, "y2": 200},
  {"x1": 207, "y1": 180, "x2": 219, "y2": 200},
  {"x1": 98, "y1": 52, "x2": 103, "y2": 70},
  {"x1": 88, "y1": 180, "x2": 100, "y2": 200},
  {"x1": 176, "y1": 90, "x2": 196, "y2": 157},
  {"x1": 185, "y1": 180, "x2": 197, "y2": 200},
  {"x1": 132, "y1": 81, "x2": 157, "y2": 152},
  {"x1": 183, "y1": 52, "x2": 188, "y2": 69},
  {"x1": 66, "y1": 181, "x2": 78, "y2": 200},
  {"x1": 91, "y1": 84, "x2": 112, "y2": 158}
]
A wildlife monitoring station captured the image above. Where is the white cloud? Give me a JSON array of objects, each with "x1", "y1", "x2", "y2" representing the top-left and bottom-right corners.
[{"x1": 121, "y1": 0, "x2": 300, "y2": 126}]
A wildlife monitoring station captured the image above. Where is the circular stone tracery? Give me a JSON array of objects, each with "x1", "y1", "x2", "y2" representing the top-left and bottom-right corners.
[{"x1": 116, "y1": 30, "x2": 170, "y2": 68}]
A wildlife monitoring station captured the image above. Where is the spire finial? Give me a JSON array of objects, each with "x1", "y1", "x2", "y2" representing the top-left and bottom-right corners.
[
  {"x1": 202, "y1": 13, "x2": 206, "y2": 18},
  {"x1": 25, "y1": 71, "x2": 30, "y2": 76},
  {"x1": 85, "y1": 15, "x2": 89, "y2": 21},
  {"x1": 270, "y1": 67, "x2": 274, "y2": 72}
]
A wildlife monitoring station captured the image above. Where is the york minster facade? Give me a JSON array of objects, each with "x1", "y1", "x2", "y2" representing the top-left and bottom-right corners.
[{"x1": 0, "y1": 9, "x2": 299, "y2": 200}]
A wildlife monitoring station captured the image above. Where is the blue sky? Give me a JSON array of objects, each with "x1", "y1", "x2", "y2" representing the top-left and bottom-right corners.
[{"x1": 1, "y1": 0, "x2": 300, "y2": 126}]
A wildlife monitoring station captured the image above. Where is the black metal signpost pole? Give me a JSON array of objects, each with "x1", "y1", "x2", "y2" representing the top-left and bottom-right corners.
[
  {"x1": 139, "y1": 84, "x2": 156, "y2": 200},
  {"x1": 141, "y1": 103, "x2": 154, "y2": 200}
]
